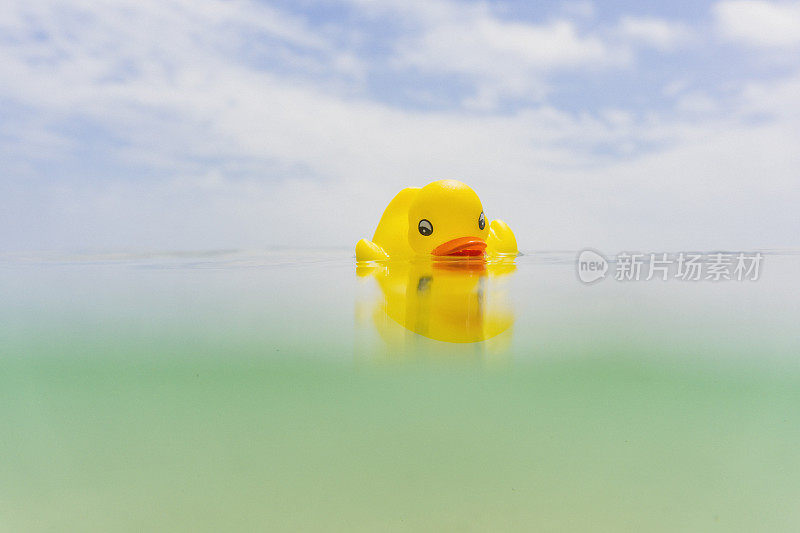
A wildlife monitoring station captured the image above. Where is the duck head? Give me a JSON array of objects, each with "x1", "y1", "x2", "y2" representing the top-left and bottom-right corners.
[{"x1": 407, "y1": 179, "x2": 488, "y2": 257}]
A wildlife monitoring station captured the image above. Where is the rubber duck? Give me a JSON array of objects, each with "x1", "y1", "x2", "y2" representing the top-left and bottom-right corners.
[
  {"x1": 360, "y1": 259, "x2": 515, "y2": 344},
  {"x1": 356, "y1": 180, "x2": 518, "y2": 261}
]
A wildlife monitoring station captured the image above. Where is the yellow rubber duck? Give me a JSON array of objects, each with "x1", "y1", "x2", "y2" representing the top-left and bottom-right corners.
[
  {"x1": 361, "y1": 259, "x2": 516, "y2": 344},
  {"x1": 356, "y1": 179, "x2": 518, "y2": 261}
]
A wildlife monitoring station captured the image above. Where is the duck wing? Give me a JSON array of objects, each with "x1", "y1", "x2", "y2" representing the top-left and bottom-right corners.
[{"x1": 372, "y1": 187, "x2": 420, "y2": 259}]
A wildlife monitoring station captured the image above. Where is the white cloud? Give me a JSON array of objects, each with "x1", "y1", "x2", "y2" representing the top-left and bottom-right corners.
[
  {"x1": 0, "y1": 0, "x2": 799, "y2": 252},
  {"x1": 560, "y1": 1, "x2": 596, "y2": 19},
  {"x1": 663, "y1": 79, "x2": 690, "y2": 97},
  {"x1": 400, "y1": 16, "x2": 613, "y2": 72},
  {"x1": 615, "y1": 16, "x2": 693, "y2": 51},
  {"x1": 346, "y1": 0, "x2": 630, "y2": 108},
  {"x1": 675, "y1": 92, "x2": 720, "y2": 114},
  {"x1": 348, "y1": 0, "x2": 699, "y2": 108},
  {"x1": 714, "y1": 0, "x2": 800, "y2": 47}
]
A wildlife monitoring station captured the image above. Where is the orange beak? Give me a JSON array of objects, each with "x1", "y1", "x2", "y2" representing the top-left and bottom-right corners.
[{"x1": 432, "y1": 237, "x2": 487, "y2": 257}]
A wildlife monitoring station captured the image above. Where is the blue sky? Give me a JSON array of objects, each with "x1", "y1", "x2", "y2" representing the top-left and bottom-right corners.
[{"x1": 1, "y1": 0, "x2": 800, "y2": 252}]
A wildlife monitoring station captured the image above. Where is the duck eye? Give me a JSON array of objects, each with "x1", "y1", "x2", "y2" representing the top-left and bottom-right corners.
[
  {"x1": 418, "y1": 219, "x2": 433, "y2": 236},
  {"x1": 478, "y1": 211, "x2": 485, "y2": 230}
]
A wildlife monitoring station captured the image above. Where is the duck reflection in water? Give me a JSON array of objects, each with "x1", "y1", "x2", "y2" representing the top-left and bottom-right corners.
[{"x1": 356, "y1": 257, "x2": 516, "y2": 351}]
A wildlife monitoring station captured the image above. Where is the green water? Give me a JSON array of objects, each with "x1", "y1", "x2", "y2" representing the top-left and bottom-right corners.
[{"x1": 2, "y1": 250, "x2": 799, "y2": 531}]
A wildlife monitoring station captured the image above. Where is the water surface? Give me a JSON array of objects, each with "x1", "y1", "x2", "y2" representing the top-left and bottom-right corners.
[{"x1": 2, "y1": 249, "x2": 799, "y2": 531}]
